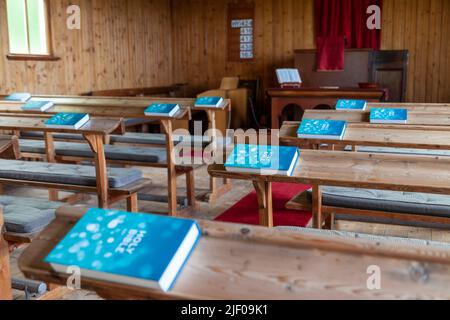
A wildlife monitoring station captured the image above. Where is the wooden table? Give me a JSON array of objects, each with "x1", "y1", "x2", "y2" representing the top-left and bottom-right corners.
[
  {"x1": 0, "y1": 208, "x2": 12, "y2": 300},
  {"x1": 267, "y1": 87, "x2": 386, "y2": 129},
  {"x1": 280, "y1": 121, "x2": 450, "y2": 150},
  {"x1": 0, "y1": 115, "x2": 123, "y2": 209},
  {"x1": 303, "y1": 109, "x2": 450, "y2": 127},
  {"x1": 208, "y1": 150, "x2": 450, "y2": 228},
  {"x1": 18, "y1": 206, "x2": 450, "y2": 300}
]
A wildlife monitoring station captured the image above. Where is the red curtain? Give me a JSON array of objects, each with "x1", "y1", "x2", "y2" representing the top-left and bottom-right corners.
[{"x1": 315, "y1": 0, "x2": 382, "y2": 70}]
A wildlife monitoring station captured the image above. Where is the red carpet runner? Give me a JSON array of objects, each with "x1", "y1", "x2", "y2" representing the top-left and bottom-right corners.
[{"x1": 215, "y1": 183, "x2": 312, "y2": 227}]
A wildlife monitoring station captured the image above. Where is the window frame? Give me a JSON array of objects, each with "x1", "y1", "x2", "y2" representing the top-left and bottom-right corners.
[{"x1": 5, "y1": 0, "x2": 59, "y2": 61}]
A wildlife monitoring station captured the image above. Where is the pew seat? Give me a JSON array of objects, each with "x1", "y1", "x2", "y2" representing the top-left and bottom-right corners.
[
  {"x1": 0, "y1": 159, "x2": 143, "y2": 188},
  {"x1": 0, "y1": 196, "x2": 62, "y2": 234},
  {"x1": 20, "y1": 131, "x2": 85, "y2": 142},
  {"x1": 304, "y1": 187, "x2": 450, "y2": 229},
  {"x1": 19, "y1": 140, "x2": 167, "y2": 164}
]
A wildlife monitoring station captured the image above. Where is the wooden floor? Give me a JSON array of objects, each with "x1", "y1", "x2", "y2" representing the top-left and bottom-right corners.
[{"x1": 8, "y1": 165, "x2": 450, "y2": 300}]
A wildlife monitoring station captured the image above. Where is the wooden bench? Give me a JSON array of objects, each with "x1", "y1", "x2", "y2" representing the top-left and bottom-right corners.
[
  {"x1": 279, "y1": 119, "x2": 450, "y2": 229},
  {"x1": 208, "y1": 150, "x2": 450, "y2": 229},
  {"x1": 0, "y1": 96, "x2": 232, "y2": 208},
  {"x1": 30, "y1": 95, "x2": 233, "y2": 201},
  {"x1": 367, "y1": 102, "x2": 450, "y2": 110},
  {"x1": 303, "y1": 109, "x2": 450, "y2": 127},
  {"x1": 0, "y1": 115, "x2": 150, "y2": 212},
  {"x1": 81, "y1": 84, "x2": 186, "y2": 98},
  {"x1": 17, "y1": 206, "x2": 450, "y2": 300},
  {"x1": 280, "y1": 121, "x2": 450, "y2": 151}
]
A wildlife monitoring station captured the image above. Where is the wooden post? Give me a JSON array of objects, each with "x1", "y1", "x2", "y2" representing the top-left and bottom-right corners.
[
  {"x1": 0, "y1": 209, "x2": 12, "y2": 300},
  {"x1": 186, "y1": 170, "x2": 196, "y2": 207},
  {"x1": 312, "y1": 184, "x2": 323, "y2": 229},
  {"x1": 206, "y1": 109, "x2": 231, "y2": 202},
  {"x1": 160, "y1": 119, "x2": 178, "y2": 216},
  {"x1": 44, "y1": 132, "x2": 59, "y2": 201},
  {"x1": 126, "y1": 194, "x2": 138, "y2": 213},
  {"x1": 253, "y1": 180, "x2": 274, "y2": 228},
  {"x1": 84, "y1": 134, "x2": 109, "y2": 209}
]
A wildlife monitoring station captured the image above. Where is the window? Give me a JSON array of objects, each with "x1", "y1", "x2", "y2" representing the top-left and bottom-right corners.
[{"x1": 6, "y1": 0, "x2": 55, "y2": 59}]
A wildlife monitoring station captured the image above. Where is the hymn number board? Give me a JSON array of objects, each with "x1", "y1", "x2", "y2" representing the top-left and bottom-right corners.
[{"x1": 227, "y1": 2, "x2": 255, "y2": 62}]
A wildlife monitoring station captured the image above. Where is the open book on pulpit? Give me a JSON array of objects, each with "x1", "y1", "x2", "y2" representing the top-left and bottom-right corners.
[{"x1": 276, "y1": 69, "x2": 302, "y2": 88}]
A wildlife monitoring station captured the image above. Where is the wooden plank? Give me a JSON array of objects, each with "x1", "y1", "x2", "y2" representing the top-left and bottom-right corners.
[
  {"x1": 28, "y1": 95, "x2": 230, "y2": 112},
  {"x1": 303, "y1": 109, "x2": 450, "y2": 127},
  {"x1": 18, "y1": 206, "x2": 450, "y2": 300},
  {"x1": 280, "y1": 121, "x2": 450, "y2": 150},
  {"x1": 209, "y1": 150, "x2": 450, "y2": 196},
  {"x1": 367, "y1": 102, "x2": 450, "y2": 110},
  {"x1": 0, "y1": 116, "x2": 121, "y2": 135}
]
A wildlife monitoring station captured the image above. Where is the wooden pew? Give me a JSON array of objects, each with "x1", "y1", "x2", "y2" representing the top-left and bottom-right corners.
[
  {"x1": 0, "y1": 207, "x2": 12, "y2": 300},
  {"x1": 208, "y1": 150, "x2": 450, "y2": 229},
  {"x1": 0, "y1": 115, "x2": 148, "y2": 211},
  {"x1": 280, "y1": 121, "x2": 450, "y2": 150},
  {"x1": 0, "y1": 102, "x2": 192, "y2": 215},
  {"x1": 18, "y1": 206, "x2": 450, "y2": 300},
  {"x1": 303, "y1": 109, "x2": 450, "y2": 127},
  {"x1": 0, "y1": 96, "x2": 232, "y2": 206},
  {"x1": 367, "y1": 102, "x2": 450, "y2": 110},
  {"x1": 81, "y1": 85, "x2": 185, "y2": 98}
]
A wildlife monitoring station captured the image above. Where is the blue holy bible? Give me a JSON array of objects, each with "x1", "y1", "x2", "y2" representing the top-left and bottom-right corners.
[
  {"x1": 21, "y1": 100, "x2": 54, "y2": 112},
  {"x1": 297, "y1": 119, "x2": 347, "y2": 140},
  {"x1": 144, "y1": 103, "x2": 180, "y2": 117},
  {"x1": 335, "y1": 99, "x2": 367, "y2": 111},
  {"x1": 224, "y1": 144, "x2": 300, "y2": 176},
  {"x1": 194, "y1": 96, "x2": 224, "y2": 108},
  {"x1": 4, "y1": 92, "x2": 31, "y2": 102},
  {"x1": 370, "y1": 108, "x2": 408, "y2": 124},
  {"x1": 45, "y1": 113, "x2": 90, "y2": 129},
  {"x1": 45, "y1": 208, "x2": 201, "y2": 292}
]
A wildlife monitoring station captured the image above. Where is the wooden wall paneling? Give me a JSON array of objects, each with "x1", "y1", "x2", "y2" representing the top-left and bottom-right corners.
[
  {"x1": 0, "y1": 0, "x2": 448, "y2": 104},
  {"x1": 0, "y1": 0, "x2": 173, "y2": 94},
  {"x1": 170, "y1": 0, "x2": 449, "y2": 104}
]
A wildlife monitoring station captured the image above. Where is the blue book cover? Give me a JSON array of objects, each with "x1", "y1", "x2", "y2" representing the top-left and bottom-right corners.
[
  {"x1": 297, "y1": 119, "x2": 347, "y2": 140},
  {"x1": 144, "y1": 103, "x2": 180, "y2": 117},
  {"x1": 194, "y1": 96, "x2": 224, "y2": 108},
  {"x1": 4, "y1": 92, "x2": 31, "y2": 102},
  {"x1": 225, "y1": 144, "x2": 299, "y2": 176},
  {"x1": 370, "y1": 108, "x2": 408, "y2": 124},
  {"x1": 21, "y1": 100, "x2": 54, "y2": 112},
  {"x1": 45, "y1": 113, "x2": 90, "y2": 129},
  {"x1": 336, "y1": 99, "x2": 367, "y2": 110},
  {"x1": 45, "y1": 208, "x2": 201, "y2": 292}
]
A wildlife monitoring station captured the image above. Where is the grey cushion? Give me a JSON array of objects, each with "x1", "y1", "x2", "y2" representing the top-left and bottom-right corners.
[
  {"x1": 306, "y1": 187, "x2": 450, "y2": 229},
  {"x1": 21, "y1": 131, "x2": 84, "y2": 141},
  {"x1": 110, "y1": 132, "x2": 231, "y2": 147},
  {"x1": 110, "y1": 133, "x2": 168, "y2": 145},
  {"x1": 19, "y1": 139, "x2": 166, "y2": 164},
  {"x1": 345, "y1": 146, "x2": 450, "y2": 157},
  {"x1": 276, "y1": 226, "x2": 450, "y2": 249},
  {"x1": 1, "y1": 196, "x2": 62, "y2": 234},
  {"x1": 0, "y1": 159, "x2": 143, "y2": 188},
  {"x1": 124, "y1": 118, "x2": 157, "y2": 127}
]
